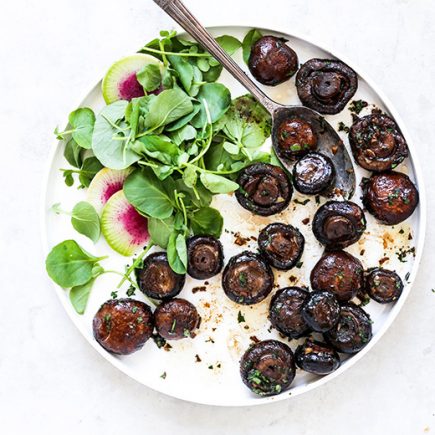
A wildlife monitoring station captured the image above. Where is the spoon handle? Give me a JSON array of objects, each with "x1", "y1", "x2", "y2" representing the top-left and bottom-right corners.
[{"x1": 152, "y1": 0, "x2": 280, "y2": 114}]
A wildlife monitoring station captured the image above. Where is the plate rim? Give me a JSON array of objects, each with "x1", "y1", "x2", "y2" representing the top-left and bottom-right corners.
[{"x1": 40, "y1": 24, "x2": 427, "y2": 407}]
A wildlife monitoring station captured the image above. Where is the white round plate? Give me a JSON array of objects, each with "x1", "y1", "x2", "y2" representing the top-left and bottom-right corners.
[{"x1": 42, "y1": 25, "x2": 426, "y2": 406}]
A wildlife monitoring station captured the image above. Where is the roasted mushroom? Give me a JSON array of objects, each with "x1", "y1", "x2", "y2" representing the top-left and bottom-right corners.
[
  {"x1": 222, "y1": 251, "x2": 274, "y2": 305},
  {"x1": 312, "y1": 200, "x2": 366, "y2": 249},
  {"x1": 296, "y1": 59, "x2": 358, "y2": 114},
  {"x1": 240, "y1": 339, "x2": 296, "y2": 396},
  {"x1": 93, "y1": 298, "x2": 154, "y2": 355},
  {"x1": 236, "y1": 163, "x2": 292, "y2": 216},
  {"x1": 248, "y1": 36, "x2": 298, "y2": 86},
  {"x1": 310, "y1": 251, "x2": 364, "y2": 302},
  {"x1": 295, "y1": 338, "x2": 340, "y2": 375},
  {"x1": 324, "y1": 303, "x2": 373, "y2": 354},
  {"x1": 187, "y1": 236, "x2": 224, "y2": 280},
  {"x1": 362, "y1": 171, "x2": 419, "y2": 225},
  {"x1": 365, "y1": 267, "x2": 403, "y2": 303},
  {"x1": 292, "y1": 152, "x2": 336, "y2": 195},
  {"x1": 136, "y1": 252, "x2": 185, "y2": 300},
  {"x1": 349, "y1": 114, "x2": 408, "y2": 172},
  {"x1": 154, "y1": 298, "x2": 200, "y2": 340},
  {"x1": 258, "y1": 223, "x2": 304, "y2": 270},
  {"x1": 276, "y1": 118, "x2": 318, "y2": 161},
  {"x1": 269, "y1": 287, "x2": 310, "y2": 338},
  {"x1": 302, "y1": 290, "x2": 340, "y2": 332}
]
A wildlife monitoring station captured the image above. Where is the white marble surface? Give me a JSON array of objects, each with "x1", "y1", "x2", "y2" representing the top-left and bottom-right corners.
[{"x1": 1, "y1": 0, "x2": 435, "y2": 433}]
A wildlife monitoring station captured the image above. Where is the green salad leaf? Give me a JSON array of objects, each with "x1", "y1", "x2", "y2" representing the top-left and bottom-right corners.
[
  {"x1": 68, "y1": 108, "x2": 95, "y2": 149},
  {"x1": 136, "y1": 63, "x2": 161, "y2": 92},
  {"x1": 71, "y1": 201, "x2": 100, "y2": 243},
  {"x1": 190, "y1": 207, "x2": 223, "y2": 238},
  {"x1": 124, "y1": 168, "x2": 175, "y2": 219},
  {"x1": 92, "y1": 100, "x2": 141, "y2": 170},
  {"x1": 69, "y1": 278, "x2": 95, "y2": 315},
  {"x1": 145, "y1": 88, "x2": 193, "y2": 129},
  {"x1": 46, "y1": 240, "x2": 106, "y2": 288},
  {"x1": 242, "y1": 29, "x2": 263, "y2": 64},
  {"x1": 192, "y1": 83, "x2": 231, "y2": 127}
]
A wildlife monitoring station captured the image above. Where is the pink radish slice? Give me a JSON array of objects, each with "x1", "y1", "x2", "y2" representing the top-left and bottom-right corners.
[
  {"x1": 87, "y1": 168, "x2": 133, "y2": 214},
  {"x1": 101, "y1": 190, "x2": 149, "y2": 257}
]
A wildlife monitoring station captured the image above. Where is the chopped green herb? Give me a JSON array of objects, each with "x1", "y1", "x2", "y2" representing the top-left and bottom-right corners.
[
  {"x1": 237, "y1": 311, "x2": 246, "y2": 323},
  {"x1": 126, "y1": 286, "x2": 136, "y2": 297},
  {"x1": 132, "y1": 306, "x2": 138, "y2": 313},
  {"x1": 111, "y1": 291, "x2": 118, "y2": 299},
  {"x1": 295, "y1": 261, "x2": 303, "y2": 269},
  {"x1": 349, "y1": 99, "x2": 368, "y2": 114},
  {"x1": 160, "y1": 371, "x2": 167, "y2": 379},
  {"x1": 239, "y1": 272, "x2": 248, "y2": 287},
  {"x1": 170, "y1": 319, "x2": 177, "y2": 333}
]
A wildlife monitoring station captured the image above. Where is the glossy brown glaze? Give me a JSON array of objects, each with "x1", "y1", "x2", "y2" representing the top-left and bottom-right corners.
[
  {"x1": 136, "y1": 252, "x2": 185, "y2": 300},
  {"x1": 187, "y1": 236, "x2": 224, "y2": 280},
  {"x1": 312, "y1": 200, "x2": 366, "y2": 249},
  {"x1": 222, "y1": 251, "x2": 274, "y2": 305},
  {"x1": 324, "y1": 303, "x2": 372, "y2": 354},
  {"x1": 248, "y1": 36, "x2": 298, "y2": 86},
  {"x1": 295, "y1": 338, "x2": 340, "y2": 375},
  {"x1": 258, "y1": 223, "x2": 304, "y2": 270},
  {"x1": 302, "y1": 290, "x2": 340, "y2": 332},
  {"x1": 276, "y1": 118, "x2": 318, "y2": 161},
  {"x1": 236, "y1": 163, "x2": 292, "y2": 216},
  {"x1": 269, "y1": 287, "x2": 310, "y2": 338},
  {"x1": 154, "y1": 298, "x2": 200, "y2": 340},
  {"x1": 292, "y1": 152, "x2": 336, "y2": 195},
  {"x1": 296, "y1": 59, "x2": 358, "y2": 114},
  {"x1": 362, "y1": 171, "x2": 419, "y2": 225},
  {"x1": 93, "y1": 298, "x2": 154, "y2": 355},
  {"x1": 310, "y1": 251, "x2": 364, "y2": 302},
  {"x1": 240, "y1": 339, "x2": 296, "y2": 396},
  {"x1": 349, "y1": 114, "x2": 408, "y2": 172},
  {"x1": 365, "y1": 267, "x2": 403, "y2": 303}
]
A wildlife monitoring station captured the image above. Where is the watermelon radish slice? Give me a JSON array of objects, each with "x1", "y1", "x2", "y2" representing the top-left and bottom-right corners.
[
  {"x1": 101, "y1": 190, "x2": 149, "y2": 256},
  {"x1": 87, "y1": 167, "x2": 132, "y2": 213},
  {"x1": 102, "y1": 54, "x2": 163, "y2": 104}
]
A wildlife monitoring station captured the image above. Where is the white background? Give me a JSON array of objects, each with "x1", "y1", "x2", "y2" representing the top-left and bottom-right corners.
[{"x1": 1, "y1": 0, "x2": 434, "y2": 433}]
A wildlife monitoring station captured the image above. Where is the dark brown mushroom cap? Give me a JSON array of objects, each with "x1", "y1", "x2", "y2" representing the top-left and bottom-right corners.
[
  {"x1": 349, "y1": 114, "x2": 408, "y2": 172},
  {"x1": 362, "y1": 171, "x2": 419, "y2": 225},
  {"x1": 293, "y1": 152, "x2": 336, "y2": 195},
  {"x1": 324, "y1": 303, "x2": 373, "y2": 354},
  {"x1": 310, "y1": 251, "x2": 364, "y2": 302},
  {"x1": 295, "y1": 338, "x2": 341, "y2": 375},
  {"x1": 296, "y1": 59, "x2": 358, "y2": 114},
  {"x1": 236, "y1": 163, "x2": 292, "y2": 216},
  {"x1": 258, "y1": 223, "x2": 304, "y2": 270},
  {"x1": 365, "y1": 267, "x2": 403, "y2": 304},
  {"x1": 248, "y1": 36, "x2": 298, "y2": 86},
  {"x1": 269, "y1": 287, "x2": 310, "y2": 338},
  {"x1": 312, "y1": 200, "x2": 366, "y2": 249},
  {"x1": 93, "y1": 298, "x2": 154, "y2": 355},
  {"x1": 240, "y1": 339, "x2": 296, "y2": 396},
  {"x1": 187, "y1": 236, "x2": 224, "y2": 280},
  {"x1": 154, "y1": 298, "x2": 200, "y2": 340},
  {"x1": 222, "y1": 251, "x2": 274, "y2": 305},
  {"x1": 302, "y1": 290, "x2": 340, "y2": 332},
  {"x1": 136, "y1": 252, "x2": 185, "y2": 300},
  {"x1": 276, "y1": 118, "x2": 318, "y2": 161}
]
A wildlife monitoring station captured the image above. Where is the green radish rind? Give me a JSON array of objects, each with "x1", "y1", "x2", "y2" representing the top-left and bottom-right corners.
[{"x1": 102, "y1": 53, "x2": 164, "y2": 104}]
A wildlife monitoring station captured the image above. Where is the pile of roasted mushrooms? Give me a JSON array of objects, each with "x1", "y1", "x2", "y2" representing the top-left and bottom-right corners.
[{"x1": 91, "y1": 32, "x2": 419, "y2": 399}]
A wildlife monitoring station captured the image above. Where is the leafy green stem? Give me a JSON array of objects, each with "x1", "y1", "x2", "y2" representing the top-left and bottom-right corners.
[
  {"x1": 116, "y1": 242, "x2": 155, "y2": 289},
  {"x1": 141, "y1": 46, "x2": 212, "y2": 58}
]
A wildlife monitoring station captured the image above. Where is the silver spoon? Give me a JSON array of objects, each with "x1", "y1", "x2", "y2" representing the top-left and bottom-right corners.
[{"x1": 152, "y1": 0, "x2": 355, "y2": 198}]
